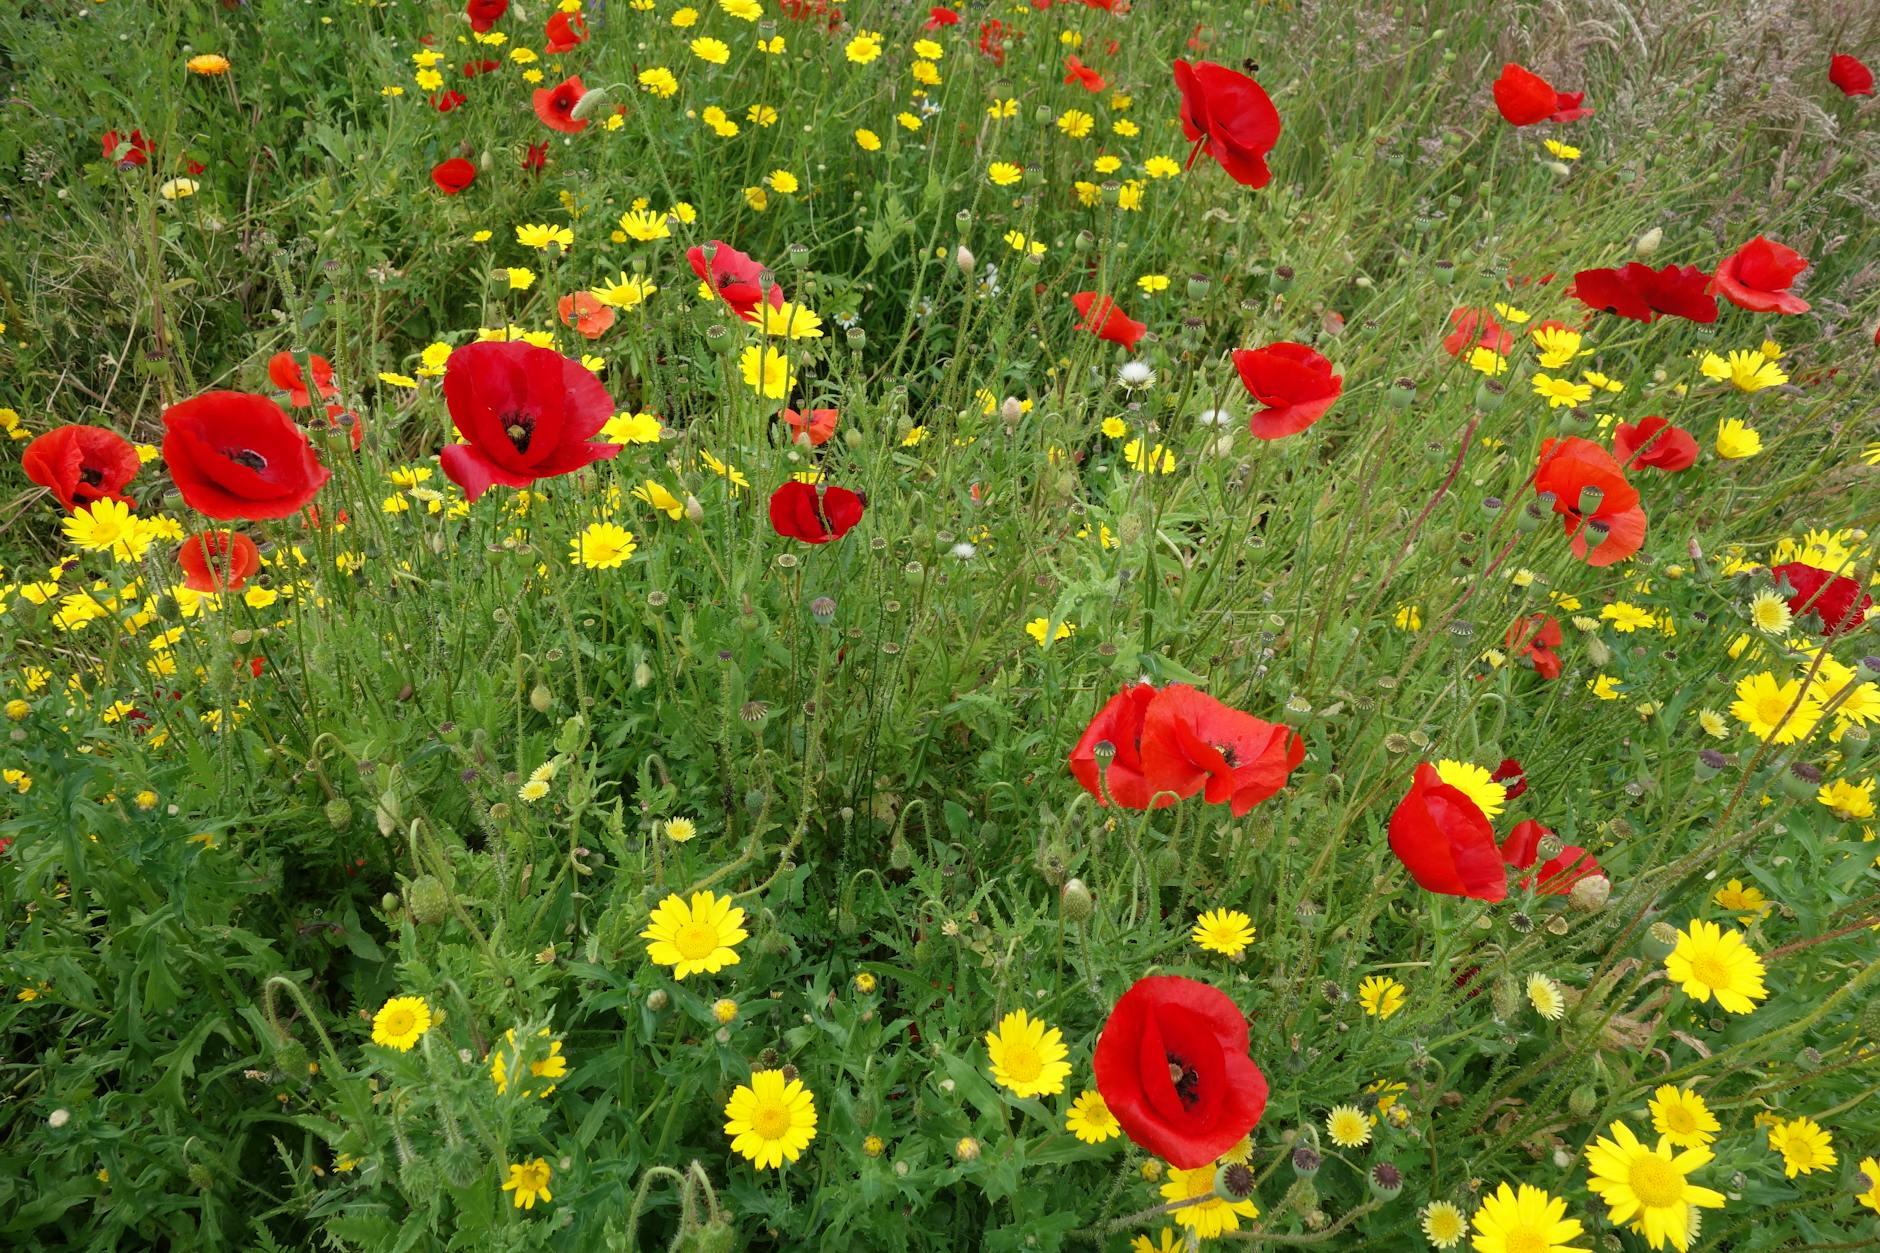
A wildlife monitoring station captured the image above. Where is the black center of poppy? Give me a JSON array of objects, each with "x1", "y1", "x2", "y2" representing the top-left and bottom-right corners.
[
  {"x1": 1167, "y1": 1052, "x2": 1201, "y2": 1109},
  {"x1": 224, "y1": 448, "x2": 267, "y2": 472},
  {"x1": 79, "y1": 466, "x2": 104, "y2": 486},
  {"x1": 1216, "y1": 743, "x2": 1240, "y2": 767},
  {"x1": 503, "y1": 412, "x2": 535, "y2": 453}
]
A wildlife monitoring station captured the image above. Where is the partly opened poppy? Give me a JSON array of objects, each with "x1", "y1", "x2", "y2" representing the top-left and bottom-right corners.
[
  {"x1": 1070, "y1": 292, "x2": 1147, "y2": 351},
  {"x1": 162, "y1": 391, "x2": 331, "y2": 520},
  {"x1": 102, "y1": 129, "x2": 151, "y2": 169},
  {"x1": 1532, "y1": 437, "x2": 1647, "y2": 566},
  {"x1": 1613, "y1": 416, "x2": 1698, "y2": 472},
  {"x1": 1069, "y1": 683, "x2": 1165, "y2": 810},
  {"x1": 22, "y1": 424, "x2": 141, "y2": 512},
  {"x1": 689, "y1": 240, "x2": 786, "y2": 323},
  {"x1": 431, "y1": 157, "x2": 477, "y2": 195},
  {"x1": 178, "y1": 530, "x2": 261, "y2": 593},
  {"x1": 438, "y1": 341, "x2": 622, "y2": 502},
  {"x1": 925, "y1": 6, "x2": 959, "y2": 29},
  {"x1": 1829, "y1": 53, "x2": 1874, "y2": 97},
  {"x1": 1501, "y1": 821, "x2": 1602, "y2": 896},
  {"x1": 268, "y1": 352, "x2": 338, "y2": 408},
  {"x1": 1173, "y1": 59, "x2": 1281, "y2": 188},
  {"x1": 781, "y1": 408, "x2": 838, "y2": 446},
  {"x1": 1713, "y1": 237, "x2": 1810, "y2": 315},
  {"x1": 1233, "y1": 342, "x2": 1343, "y2": 439},
  {"x1": 1771, "y1": 562, "x2": 1873, "y2": 636},
  {"x1": 1137, "y1": 684, "x2": 1304, "y2": 817},
  {"x1": 466, "y1": 0, "x2": 509, "y2": 33},
  {"x1": 1093, "y1": 975, "x2": 1268, "y2": 1170},
  {"x1": 1491, "y1": 62, "x2": 1591, "y2": 126},
  {"x1": 557, "y1": 291, "x2": 616, "y2": 339},
  {"x1": 1569, "y1": 263, "x2": 1717, "y2": 324},
  {"x1": 1492, "y1": 758, "x2": 1528, "y2": 802},
  {"x1": 533, "y1": 76, "x2": 589, "y2": 133},
  {"x1": 1505, "y1": 613, "x2": 1563, "y2": 680},
  {"x1": 768, "y1": 480, "x2": 865, "y2": 544},
  {"x1": 1388, "y1": 763, "x2": 1507, "y2": 901},
  {"x1": 1442, "y1": 307, "x2": 1512, "y2": 357},
  {"x1": 544, "y1": 11, "x2": 587, "y2": 53}
]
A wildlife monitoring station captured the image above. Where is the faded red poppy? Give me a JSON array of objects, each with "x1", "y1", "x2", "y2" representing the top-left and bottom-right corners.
[
  {"x1": 438, "y1": 341, "x2": 622, "y2": 502},
  {"x1": 688, "y1": 240, "x2": 787, "y2": 323},
  {"x1": 1501, "y1": 821, "x2": 1602, "y2": 896},
  {"x1": 1064, "y1": 55, "x2": 1106, "y2": 92},
  {"x1": 1069, "y1": 683, "x2": 1165, "y2": 809},
  {"x1": 178, "y1": 530, "x2": 261, "y2": 592},
  {"x1": 1233, "y1": 342, "x2": 1343, "y2": 439},
  {"x1": 925, "y1": 5, "x2": 959, "y2": 28},
  {"x1": 544, "y1": 11, "x2": 587, "y2": 53},
  {"x1": 978, "y1": 20, "x2": 1008, "y2": 67},
  {"x1": 1138, "y1": 685, "x2": 1304, "y2": 817},
  {"x1": 1568, "y1": 263, "x2": 1717, "y2": 324},
  {"x1": 533, "y1": 76, "x2": 589, "y2": 133},
  {"x1": 268, "y1": 352, "x2": 338, "y2": 408},
  {"x1": 1613, "y1": 416, "x2": 1697, "y2": 472},
  {"x1": 557, "y1": 291, "x2": 617, "y2": 339},
  {"x1": 1174, "y1": 59, "x2": 1281, "y2": 188},
  {"x1": 466, "y1": 0, "x2": 508, "y2": 33},
  {"x1": 22, "y1": 425, "x2": 141, "y2": 511},
  {"x1": 1505, "y1": 613, "x2": 1563, "y2": 680},
  {"x1": 522, "y1": 142, "x2": 548, "y2": 173},
  {"x1": 162, "y1": 391, "x2": 331, "y2": 520},
  {"x1": 102, "y1": 128, "x2": 150, "y2": 168},
  {"x1": 1713, "y1": 237, "x2": 1810, "y2": 315},
  {"x1": 1532, "y1": 437, "x2": 1647, "y2": 567},
  {"x1": 1491, "y1": 62, "x2": 1591, "y2": 126},
  {"x1": 1387, "y1": 763, "x2": 1507, "y2": 901},
  {"x1": 431, "y1": 157, "x2": 477, "y2": 195},
  {"x1": 1829, "y1": 53, "x2": 1874, "y2": 97},
  {"x1": 1442, "y1": 307, "x2": 1513, "y2": 357},
  {"x1": 1771, "y1": 562, "x2": 1873, "y2": 636},
  {"x1": 1070, "y1": 292, "x2": 1146, "y2": 350},
  {"x1": 781, "y1": 408, "x2": 839, "y2": 446},
  {"x1": 1093, "y1": 975, "x2": 1268, "y2": 1170},
  {"x1": 1492, "y1": 758, "x2": 1527, "y2": 802},
  {"x1": 768, "y1": 480, "x2": 865, "y2": 544}
]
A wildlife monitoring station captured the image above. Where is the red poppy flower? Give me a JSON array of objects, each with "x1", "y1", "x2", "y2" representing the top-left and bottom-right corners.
[
  {"x1": 1069, "y1": 683, "x2": 1167, "y2": 809},
  {"x1": 433, "y1": 90, "x2": 468, "y2": 113},
  {"x1": 186, "y1": 158, "x2": 207, "y2": 175},
  {"x1": 1137, "y1": 685, "x2": 1304, "y2": 817},
  {"x1": 1771, "y1": 562, "x2": 1873, "y2": 636},
  {"x1": 102, "y1": 128, "x2": 150, "y2": 168},
  {"x1": 768, "y1": 480, "x2": 865, "y2": 544},
  {"x1": 533, "y1": 76, "x2": 589, "y2": 133},
  {"x1": 177, "y1": 530, "x2": 261, "y2": 593},
  {"x1": 925, "y1": 6, "x2": 959, "y2": 28},
  {"x1": 688, "y1": 240, "x2": 787, "y2": 323},
  {"x1": 161, "y1": 391, "x2": 332, "y2": 520},
  {"x1": 1232, "y1": 342, "x2": 1343, "y2": 439},
  {"x1": 1829, "y1": 53, "x2": 1874, "y2": 97},
  {"x1": 782, "y1": 408, "x2": 839, "y2": 446},
  {"x1": 1064, "y1": 55, "x2": 1106, "y2": 92},
  {"x1": 545, "y1": 11, "x2": 587, "y2": 53},
  {"x1": 431, "y1": 157, "x2": 477, "y2": 195},
  {"x1": 437, "y1": 342, "x2": 621, "y2": 502},
  {"x1": 1491, "y1": 62, "x2": 1591, "y2": 126},
  {"x1": 1531, "y1": 437, "x2": 1647, "y2": 567},
  {"x1": 1387, "y1": 763, "x2": 1507, "y2": 901},
  {"x1": 979, "y1": 20, "x2": 1008, "y2": 68},
  {"x1": 1505, "y1": 613, "x2": 1563, "y2": 680},
  {"x1": 1093, "y1": 975, "x2": 1268, "y2": 1170},
  {"x1": 522, "y1": 142, "x2": 549, "y2": 173},
  {"x1": 464, "y1": 58, "x2": 502, "y2": 77},
  {"x1": 465, "y1": 0, "x2": 508, "y2": 32},
  {"x1": 267, "y1": 352, "x2": 338, "y2": 408},
  {"x1": 557, "y1": 291, "x2": 617, "y2": 339},
  {"x1": 1501, "y1": 821, "x2": 1602, "y2": 896},
  {"x1": 1442, "y1": 307, "x2": 1513, "y2": 357},
  {"x1": 22, "y1": 425, "x2": 141, "y2": 512},
  {"x1": 1174, "y1": 59, "x2": 1281, "y2": 188},
  {"x1": 1612, "y1": 416, "x2": 1697, "y2": 472},
  {"x1": 1491, "y1": 758, "x2": 1527, "y2": 802},
  {"x1": 1070, "y1": 292, "x2": 1147, "y2": 350},
  {"x1": 1568, "y1": 263, "x2": 1717, "y2": 324},
  {"x1": 1713, "y1": 237, "x2": 1810, "y2": 315}
]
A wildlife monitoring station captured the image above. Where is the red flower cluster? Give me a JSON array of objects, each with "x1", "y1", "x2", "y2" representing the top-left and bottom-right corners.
[
  {"x1": 465, "y1": 0, "x2": 508, "y2": 33},
  {"x1": 1233, "y1": 342, "x2": 1342, "y2": 439},
  {"x1": 1070, "y1": 292, "x2": 1146, "y2": 350},
  {"x1": 1388, "y1": 764, "x2": 1602, "y2": 900},
  {"x1": 437, "y1": 341, "x2": 622, "y2": 502},
  {"x1": 768, "y1": 481, "x2": 865, "y2": 544},
  {"x1": 102, "y1": 128, "x2": 151, "y2": 168},
  {"x1": 1492, "y1": 62, "x2": 1591, "y2": 126},
  {"x1": 1772, "y1": 563, "x2": 1872, "y2": 636},
  {"x1": 1174, "y1": 59, "x2": 1282, "y2": 188},
  {"x1": 1069, "y1": 683, "x2": 1303, "y2": 816},
  {"x1": 268, "y1": 351, "x2": 338, "y2": 408},
  {"x1": 1531, "y1": 437, "x2": 1647, "y2": 567},
  {"x1": 1442, "y1": 307, "x2": 1513, "y2": 358},
  {"x1": 1094, "y1": 975, "x2": 1268, "y2": 1169},
  {"x1": 23, "y1": 425, "x2": 141, "y2": 512}
]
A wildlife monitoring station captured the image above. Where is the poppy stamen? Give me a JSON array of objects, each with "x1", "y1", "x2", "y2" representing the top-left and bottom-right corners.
[
  {"x1": 224, "y1": 448, "x2": 268, "y2": 472},
  {"x1": 78, "y1": 466, "x2": 104, "y2": 486},
  {"x1": 503, "y1": 413, "x2": 536, "y2": 453},
  {"x1": 1167, "y1": 1052, "x2": 1202, "y2": 1109}
]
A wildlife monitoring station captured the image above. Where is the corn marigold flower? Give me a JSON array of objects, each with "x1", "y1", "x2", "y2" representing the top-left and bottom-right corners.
[
  {"x1": 984, "y1": 1008, "x2": 1072, "y2": 1098},
  {"x1": 1064, "y1": 1091, "x2": 1120, "y2": 1143},
  {"x1": 641, "y1": 890, "x2": 747, "y2": 979},
  {"x1": 370, "y1": 995, "x2": 433, "y2": 1051},
  {"x1": 1584, "y1": 1120, "x2": 1724, "y2": 1251},
  {"x1": 1191, "y1": 908, "x2": 1256, "y2": 956},
  {"x1": 570, "y1": 522, "x2": 637, "y2": 569},
  {"x1": 1326, "y1": 1105, "x2": 1371, "y2": 1148},
  {"x1": 1767, "y1": 1115, "x2": 1836, "y2": 1178},
  {"x1": 186, "y1": 53, "x2": 231, "y2": 76},
  {"x1": 1664, "y1": 918, "x2": 1767, "y2": 1014},
  {"x1": 1160, "y1": 1163, "x2": 1258, "y2": 1237},
  {"x1": 1422, "y1": 1201, "x2": 1468, "y2": 1248},
  {"x1": 724, "y1": 1070, "x2": 818, "y2": 1168},
  {"x1": 501, "y1": 1158, "x2": 552, "y2": 1209},
  {"x1": 1468, "y1": 1182, "x2": 1584, "y2": 1253},
  {"x1": 1649, "y1": 1086, "x2": 1720, "y2": 1149}
]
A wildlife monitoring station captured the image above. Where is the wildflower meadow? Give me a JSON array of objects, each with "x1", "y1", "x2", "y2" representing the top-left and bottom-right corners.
[{"x1": 6, "y1": 0, "x2": 1880, "y2": 1249}]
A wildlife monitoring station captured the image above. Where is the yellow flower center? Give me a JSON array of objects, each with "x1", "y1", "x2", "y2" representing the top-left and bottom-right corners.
[
  {"x1": 1502, "y1": 1229, "x2": 1546, "y2": 1253},
  {"x1": 1688, "y1": 953, "x2": 1731, "y2": 989},
  {"x1": 1627, "y1": 1154, "x2": 1684, "y2": 1209},
  {"x1": 380, "y1": 1008, "x2": 414, "y2": 1036},
  {"x1": 1000, "y1": 1041, "x2": 1042, "y2": 1083},
  {"x1": 673, "y1": 919, "x2": 721, "y2": 961},
  {"x1": 751, "y1": 1100, "x2": 793, "y2": 1140}
]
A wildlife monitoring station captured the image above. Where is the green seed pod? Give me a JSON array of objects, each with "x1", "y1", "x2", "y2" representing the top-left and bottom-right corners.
[
  {"x1": 1568, "y1": 1083, "x2": 1599, "y2": 1118},
  {"x1": 530, "y1": 684, "x2": 554, "y2": 713},
  {"x1": 1642, "y1": 921, "x2": 1680, "y2": 961},
  {"x1": 1268, "y1": 265, "x2": 1294, "y2": 293},
  {"x1": 380, "y1": 892, "x2": 401, "y2": 914},
  {"x1": 1490, "y1": 974, "x2": 1521, "y2": 1021},
  {"x1": 407, "y1": 875, "x2": 449, "y2": 926},
  {"x1": 673, "y1": 1219, "x2": 736, "y2": 1253}
]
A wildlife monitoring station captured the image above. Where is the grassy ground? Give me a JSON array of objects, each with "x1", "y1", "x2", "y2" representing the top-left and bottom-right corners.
[{"x1": 2, "y1": 0, "x2": 1879, "y2": 1249}]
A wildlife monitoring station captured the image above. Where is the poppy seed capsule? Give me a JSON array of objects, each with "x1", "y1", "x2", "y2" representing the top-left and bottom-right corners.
[
  {"x1": 1576, "y1": 485, "x2": 1605, "y2": 515},
  {"x1": 1291, "y1": 1145, "x2": 1321, "y2": 1176},
  {"x1": 1474, "y1": 378, "x2": 1505, "y2": 410},
  {"x1": 1214, "y1": 1162, "x2": 1258, "y2": 1202},
  {"x1": 1838, "y1": 723, "x2": 1869, "y2": 763},
  {"x1": 530, "y1": 684, "x2": 554, "y2": 713},
  {"x1": 1642, "y1": 921, "x2": 1680, "y2": 960},
  {"x1": 1269, "y1": 265, "x2": 1294, "y2": 293},
  {"x1": 1388, "y1": 377, "x2": 1416, "y2": 409},
  {"x1": 1432, "y1": 259, "x2": 1456, "y2": 284},
  {"x1": 1781, "y1": 761, "x2": 1822, "y2": 799},
  {"x1": 1569, "y1": 874, "x2": 1610, "y2": 911},
  {"x1": 1635, "y1": 227, "x2": 1663, "y2": 257},
  {"x1": 1369, "y1": 1163, "x2": 1404, "y2": 1199},
  {"x1": 1695, "y1": 749, "x2": 1728, "y2": 780}
]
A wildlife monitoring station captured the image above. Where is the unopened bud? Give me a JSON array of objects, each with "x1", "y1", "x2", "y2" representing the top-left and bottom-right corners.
[
  {"x1": 1569, "y1": 874, "x2": 1610, "y2": 911},
  {"x1": 1634, "y1": 227, "x2": 1663, "y2": 257},
  {"x1": 645, "y1": 989, "x2": 669, "y2": 1012},
  {"x1": 955, "y1": 245, "x2": 975, "y2": 273},
  {"x1": 530, "y1": 684, "x2": 554, "y2": 713},
  {"x1": 569, "y1": 88, "x2": 610, "y2": 121},
  {"x1": 684, "y1": 494, "x2": 704, "y2": 522},
  {"x1": 1568, "y1": 1083, "x2": 1599, "y2": 1118},
  {"x1": 955, "y1": 1136, "x2": 980, "y2": 1161},
  {"x1": 999, "y1": 396, "x2": 1024, "y2": 423},
  {"x1": 1060, "y1": 877, "x2": 1095, "y2": 922}
]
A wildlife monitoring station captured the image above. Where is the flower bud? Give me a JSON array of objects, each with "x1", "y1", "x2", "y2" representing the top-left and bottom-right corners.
[
  {"x1": 1568, "y1": 1083, "x2": 1599, "y2": 1118},
  {"x1": 1060, "y1": 877, "x2": 1095, "y2": 922},
  {"x1": 1569, "y1": 874, "x2": 1610, "y2": 911},
  {"x1": 954, "y1": 244, "x2": 975, "y2": 273},
  {"x1": 1545, "y1": 160, "x2": 1571, "y2": 179},
  {"x1": 646, "y1": 989, "x2": 669, "y2": 1012},
  {"x1": 407, "y1": 875, "x2": 449, "y2": 925},
  {"x1": 955, "y1": 1136, "x2": 980, "y2": 1161},
  {"x1": 1634, "y1": 227, "x2": 1663, "y2": 257},
  {"x1": 530, "y1": 684, "x2": 554, "y2": 713},
  {"x1": 633, "y1": 660, "x2": 654, "y2": 688},
  {"x1": 325, "y1": 797, "x2": 354, "y2": 829},
  {"x1": 1587, "y1": 636, "x2": 1613, "y2": 668},
  {"x1": 569, "y1": 88, "x2": 610, "y2": 121}
]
